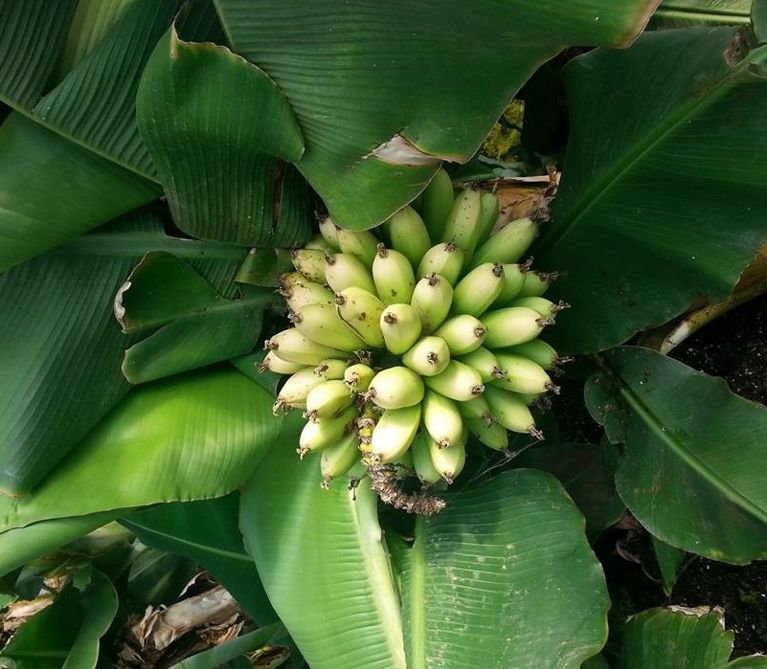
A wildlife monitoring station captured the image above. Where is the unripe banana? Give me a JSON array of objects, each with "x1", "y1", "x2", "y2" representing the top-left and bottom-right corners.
[
  {"x1": 259, "y1": 350, "x2": 304, "y2": 375},
  {"x1": 367, "y1": 366, "x2": 425, "y2": 409},
  {"x1": 422, "y1": 390, "x2": 464, "y2": 448},
  {"x1": 290, "y1": 249, "x2": 327, "y2": 283},
  {"x1": 416, "y1": 242, "x2": 464, "y2": 285},
  {"x1": 291, "y1": 302, "x2": 367, "y2": 351},
  {"x1": 494, "y1": 263, "x2": 529, "y2": 306},
  {"x1": 457, "y1": 347, "x2": 502, "y2": 382},
  {"x1": 324, "y1": 253, "x2": 376, "y2": 295},
  {"x1": 410, "y1": 273, "x2": 453, "y2": 333},
  {"x1": 424, "y1": 360, "x2": 484, "y2": 401},
  {"x1": 336, "y1": 228, "x2": 379, "y2": 266},
  {"x1": 320, "y1": 430, "x2": 360, "y2": 486},
  {"x1": 343, "y1": 363, "x2": 375, "y2": 392},
  {"x1": 298, "y1": 405, "x2": 357, "y2": 457},
  {"x1": 370, "y1": 404, "x2": 421, "y2": 463},
  {"x1": 314, "y1": 358, "x2": 349, "y2": 380},
  {"x1": 470, "y1": 217, "x2": 538, "y2": 268},
  {"x1": 492, "y1": 353, "x2": 554, "y2": 395},
  {"x1": 380, "y1": 304, "x2": 422, "y2": 354},
  {"x1": 510, "y1": 296, "x2": 568, "y2": 323},
  {"x1": 435, "y1": 315, "x2": 487, "y2": 355},
  {"x1": 402, "y1": 336, "x2": 450, "y2": 377},
  {"x1": 457, "y1": 395, "x2": 491, "y2": 420},
  {"x1": 305, "y1": 379, "x2": 354, "y2": 420},
  {"x1": 481, "y1": 307, "x2": 545, "y2": 348},
  {"x1": 304, "y1": 234, "x2": 334, "y2": 254},
  {"x1": 476, "y1": 191, "x2": 500, "y2": 241},
  {"x1": 385, "y1": 206, "x2": 432, "y2": 267},
  {"x1": 466, "y1": 416, "x2": 509, "y2": 450},
  {"x1": 279, "y1": 272, "x2": 334, "y2": 311},
  {"x1": 396, "y1": 449, "x2": 414, "y2": 471},
  {"x1": 421, "y1": 167, "x2": 454, "y2": 241},
  {"x1": 372, "y1": 245, "x2": 415, "y2": 305},
  {"x1": 483, "y1": 385, "x2": 539, "y2": 436},
  {"x1": 518, "y1": 271, "x2": 557, "y2": 298},
  {"x1": 428, "y1": 426, "x2": 467, "y2": 484},
  {"x1": 274, "y1": 368, "x2": 325, "y2": 411},
  {"x1": 335, "y1": 287, "x2": 385, "y2": 348},
  {"x1": 266, "y1": 328, "x2": 348, "y2": 366},
  {"x1": 411, "y1": 430, "x2": 442, "y2": 485},
  {"x1": 441, "y1": 187, "x2": 483, "y2": 256},
  {"x1": 451, "y1": 263, "x2": 505, "y2": 317},
  {"x1": 319, "y1": 217, "x2": 340, "y2": 250},
  {"x1": 504, "y1": 339, "x2": 559, "y2": 370}
]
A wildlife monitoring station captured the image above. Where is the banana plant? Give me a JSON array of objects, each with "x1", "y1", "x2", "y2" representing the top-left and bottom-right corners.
[{"x1": 2, "y1": 0, "x2": 767, "y2": 667}]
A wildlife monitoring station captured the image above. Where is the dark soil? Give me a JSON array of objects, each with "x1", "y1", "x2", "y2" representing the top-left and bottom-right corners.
[{"x1": 595, "y1": 295, "x2": 767, "y2": 662}]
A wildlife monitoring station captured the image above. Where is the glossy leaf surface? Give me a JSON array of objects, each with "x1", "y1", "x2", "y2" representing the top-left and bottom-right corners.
[
  {"x1": 651, "y1": 0, "x2": 751, "y2": 27},
  {"x1": 536, "y1": 28, "x2": 767, "y2": 353},
  {"x1": 586, "y1": 346, "x2": 767, "y2": 563}
]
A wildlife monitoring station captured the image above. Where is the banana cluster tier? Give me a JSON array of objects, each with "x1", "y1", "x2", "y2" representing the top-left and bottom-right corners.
[{"x1": 263, "y1": 168, "x2": 567, "y2": 506}]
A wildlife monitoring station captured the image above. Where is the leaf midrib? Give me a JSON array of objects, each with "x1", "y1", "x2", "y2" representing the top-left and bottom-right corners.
[
  {"x1": 56, "y1": 232, "x2": 247, "y2": 260},
  {"x1": 615, "y1": 379, "x2": 767, "y2": 527}
]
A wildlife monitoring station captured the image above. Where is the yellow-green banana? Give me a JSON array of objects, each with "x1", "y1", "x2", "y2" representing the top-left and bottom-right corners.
[
  {"x1": 319, "y1": 217, "x2": 340, "y2": 250},
  {"x1": 470, "y1": 216, "x2": 538, "y2": 268},
  {"x1": 274, "y1": 368, "x2": 325, "y2": 411},
  {"x1": 343, "y1": 363, "x2": 376, "y2": 392},
  {"x1": 457, "y1": 347, "x2": 501, "y2": 382},
  {"x1": 335, "y1": 286, "x2": 385, "y2": 348},
  {"x1": 320, "y1": 430, "x2": 360, "y2": 486},
  {"x1": 367, "y1": 366, "x2": 425, "y2": 409},
  {"x1": 304, "y1": 233, "x2": 334, "y2": 254},
  {"x1": 466, "y1": 416, "x2": 508, "y2": 450},
  {"x1": 428, "y1": 426, "x2": 467, "y2": 484},
  {"x1": 259, "y1": 351, "x2": 304, "y2": 375},
  {"x1": 402, "y1": 336, "x2": 450, "y2": 376},
  {"x1": 279, "y1": 272, "x2": 334, "y2": 312},
  {"x1": 476, "y1": 191, "x2": 500, "y2": 241},
  {"x1": 290, "y1": 249, "x2": 327, "y2": 283},
  {"x1": 370, "y1": 404, "x2": 421, "y2": 463},
  {"x1": 518, "y1": 271, "x2": 556, "y2": 297},
  {"x1": 451, "y1": 262, "x2": 504, "y2": 316},
  {"x1": 483, "y1": 385, "x2": 539, "y2": 437},
  {"x1": 441, "y1": 187, "x2": 483, "y2": 256},
  {"x1": 421, "y1": 167, "x2": 454, "y2": 241},
  {"x1": 373, "y1": 245, "x2": 416, "y2": 305},
  {"x1": 314, "y1": 358, "x2": 349, "y2": 380},
  {"x1": 510, "y1": 296, "x2": 567, "y2": 323},
  {"x1": 336, "y1": 227, "x2": 379, "y2": 266},
  {"x1": 298, "y1": 405, "x2": 357, "y2": 457},
  {"x1": 481, "y1": 306, "x2": 545, "y2": 348},
  {"x1": 493, "y1": 263, "x2": 529, "y2": 306},
  {"x1": 291, "y1": 302, "x2": 367, "y2": 351},
  {"x1": 424, "y1": 360, "x2": 484, "y2": 401},
  {"x1": 380, "y1": 303, "x2": 422, "y2": 354},
  {"x1": 492, "y1": 353, "x2": 554, "y2": 395},
  {"x1": 504, "y1": 339, "x2": 559, "y2": 370},
  {"x1": 416, "y1": 242, "x2": 464, "y2": 284},
  {"x1": 266, "y1": 328, "x2": 348, "y2": 366},
  {"x1": 411, "y1": 430, "x2": 442, "y2": 485},
  {"x1": 422, "y1": 390, "x2": 463, "y2": 448},
  {"x1": 385, "y1": 206, "x2": 432, "y2": 267},
  {"x1": 324, "y1": 253, "x2": 376, "y2": 294},
  {"x1": 305, "y1": 379, "x2": 355, "y2": 420},
  {"x1": 435, "y1": 315, "x2": 487, "y2": 355}
]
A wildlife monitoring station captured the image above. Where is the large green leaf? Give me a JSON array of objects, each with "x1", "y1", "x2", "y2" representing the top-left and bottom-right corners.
[
  {"x1": 0, "y1": 209, "x2": 248, "y2": 495},
  {"x1": 124, "y1": 494, "x2": 276, "y2": 624},
  {"x1": 536, "y1": 28, "x2": 767, "y2": 353},
  {"x1": 621, "y1": 606, "x2": 767, "y2": 668},
  {"x1": 216, "y1": 0, "x2": 658, "y2": 230},
  {"x1": 398, "y1": 470, "x2": 609, "y2": 669},
  {"x1": 0, "y1": 569, "x2": 118, "y2": 669},
  {"x1": 240, "y1": 414, "x2": 408, "y2": 669},
  {"x1": 651, "y1": 0, "x2": 751, "y2": 27},
  {"x1": 0, "y1": 367, "x2": 281, "y2": 534},
  {"x1": 586, "y1": 346, "x2": 767, "y2": 564},
  {"x1": 137, "y1": 25, "x2": 310, "y2": 246}
]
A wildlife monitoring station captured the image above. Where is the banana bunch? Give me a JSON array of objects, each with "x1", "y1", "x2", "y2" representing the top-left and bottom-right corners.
[{"x1": 263, "y1": 168, "x2": 567, "y2": 509}]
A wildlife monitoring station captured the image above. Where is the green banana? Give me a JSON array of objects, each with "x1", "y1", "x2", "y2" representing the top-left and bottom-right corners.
[
  {"x1": 411, "y1": 273, "x2": 453, "y2": 333},
  {"x1": 492, "y1": 353, "x2": 555, "y2": 395},
  {"x1": 380, "y1": 303, "x2": 422, "y2": 354},
  {"x1": 343, "y1": 363, "x2": 376, "y2": 392},
  {"x1": 298, "y1": 405, "x2": 357, "y2": 457},
  {"x1": 265, "y1": 328, "x2": 348, "y2": 366},
  {"x1": 320, "y1": 430, "x2": 360, "y2": 486},
  {"x1": 279, "y1": 272, "x2": 334, "y2": 312},
  {"x1": 372, "y1": 245, "x2": 416, "y2": 305},
  {"x1": 504, "y1": 339, "x2": 559, "y2": 370},
  {"x1": 416, "y1": 242, "x2": 464, "y2": 284},
  {"x1": 451, "y1": 262, "x2": 505, "y2": 316},
  {"x1": 466, "y1": 416, "x2": 508, "y2": 450},
  {"x1": 457, "y1": 394, "x2": 491, "y2": 420},
  {"x1": 314, "y1": 358, "x2": 349, "y2": 380},
  {"x1": 259, "y1": 350, "x2": 304, "y2": 375},
  {"x1": 422, "y1": 390, "x2": 464, "y2": 448},
  {"x1": 441, "y1": 187, "x2": 483, "y2": 256},
  {"x1": 370, "y1": 403, "x2": 422, "y2": 463},
  {"x1": 483, "y1": 385, "x2": 540, "y2": 437},
  {"x1": 319, "y1": 217, "x2": 340, "y2": 250},
  {"x1": 385, "y1": 206, "x2": 432, "y2": 267},
  {"x1": 457, "y1": 347, "x2": 501, "y2": 382},
  {"x1": 493, "y1": 263, "x2": 529, "y2": 306},
  {"x1": 518, "y1": 271, "x2": 557, "y2": 297},
  {"x1": 481, "y1": 306, "x2": 545, "y2": 348},
  {"x1": 470, "y1": 216, "x2": 538, "y2": 268},
  {"x1": 435, "y1": 314, "x2": 487, "y2": 355},
  {"x1": 305, "y1": 379, "x2": 355, "y2": 420},
  {"x1": 367, "y1": 366, "x2": 425, "y2": 409},
  {"x1": 304, "y1": 233, "x2": 335, "y2": 254},
  {"x1": 324, "y1": 253, "x2": 376, "y2": 295},
  {"x1": 428, "y1": 426, "x2": 467, "y2": 484},
  {"x1": 291, "y1": 302, "x2": 367, "y2": 351},
  {"x1": 424, "y1": 360, "x2": 484, "y2": 401},
  {"x1": 476, "y1": 191, "x2": 500, "y2": 241},
  {"x1": 510, "y1": 296, "x2": 568, "y2": 323},
  {"x1": 290, "y1": 249, "x2": 327, "y2": 283},
  {"x1": 335, "y1": 286, "x2": 386, "y2": 348},
  {"x1": 336, "y1": 227, "x2": 379, "y2": 266},
  {"x1": 401, "y1": 336, "x2": 450, "y2": 377},
  {"x1": 274, "y1": 368, "x2": 325, "y2": 411},
  {"x1": 421, "y1": 167, "x2": 454, "y2": 241},
  {"x1": 410, "y1": 430, "x2": 442, "y2": 485}
]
